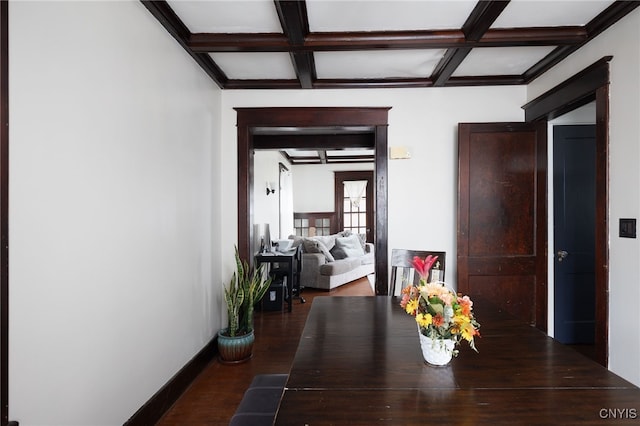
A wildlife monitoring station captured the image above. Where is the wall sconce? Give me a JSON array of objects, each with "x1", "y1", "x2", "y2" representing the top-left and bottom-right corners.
[{"x1": 266, "y1": 182, "x2": 276, "y2": 195}]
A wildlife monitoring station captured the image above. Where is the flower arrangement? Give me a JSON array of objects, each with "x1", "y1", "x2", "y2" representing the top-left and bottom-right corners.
[{"x1": 400, "y1": 255, "x2": 480, "y2": 356}]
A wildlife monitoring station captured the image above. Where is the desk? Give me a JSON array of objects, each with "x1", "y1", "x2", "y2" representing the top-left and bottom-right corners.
[
  {"x1": 255, "y1": 250, "x2": 301, "y2": 312},
  {"x1": 275, "y1": 296, "x2": 640, "y2": 424}
]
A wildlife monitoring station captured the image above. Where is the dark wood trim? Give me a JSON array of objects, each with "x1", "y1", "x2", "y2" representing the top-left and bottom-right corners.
[
  {"x1": 594, "y1": 84, "x2": 609, "y2": 367},
  {"x1": 140, "y1": 0, "x2": 227, "y2": 88},
  {"x1": 523, "y1": 2, "x2": 639, "y2": 84},
  {"x1": 0, "y1": 1, "x2": 8, "y2": 424},
  {"x1": 535, "y1": 121, "x2": 549, "y2": 332},
  {"x1": 523, "y1": 56, "x2": 612, "y2": 121},
  {"x1": 523, "y1": 58, "x2": 610, "y2": 367},
  {"x1": 431, "y1": 48, "x2": 471, "y2": 87},
  {"x1": 274, "y1": 0, "x2": 314, "y2": 88},
  {"x1": 374, "y1": 125, "x2": 388, "y2": 294},
  {"x1": 461, "y1": 1, "x2": 510, "y2": 42},
  {"x1": 236, "y1": 107, "x2": 390, "y2": 293},
  {"x1": 254, "y1": 133, "x2": 373, "y2": 150},
  {"x1": 124, "y1": 338, "x2": 217, "y2": 426},
  {"x1": 192, "y1": 27, "x2": 586, "y2": 52},
  {"x1": 431, "y1": 1, "x2": 508, "y2": 86},
  {"x1": 586, "y1": 1, "x2": 640, "y2": 39}
]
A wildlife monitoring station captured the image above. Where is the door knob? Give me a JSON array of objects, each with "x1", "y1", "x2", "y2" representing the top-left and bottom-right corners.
[{"x1": 557, "y1": 250, "x2": 568, "y2": 262}]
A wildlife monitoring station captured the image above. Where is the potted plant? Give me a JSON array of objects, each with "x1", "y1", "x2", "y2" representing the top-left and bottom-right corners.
[{"x1": 218, "y1": 247, "x2": 272, "y2": 364}]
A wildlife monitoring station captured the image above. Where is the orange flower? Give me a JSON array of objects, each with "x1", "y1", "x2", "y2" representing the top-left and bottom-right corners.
[
  {"x1": 432, "y1": 313, "x2": 445, "y2": 327},
  {"x1": 458, "y1": 295, "x2": 473, "y2": 316}
]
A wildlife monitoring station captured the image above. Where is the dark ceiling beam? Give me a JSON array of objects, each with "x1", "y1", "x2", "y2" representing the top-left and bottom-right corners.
[
  {"x1": 254, "y1": 133, "x2": 374, "y2": 149},
  {"x1": 189, "y1": 27, "x2": 586, "y2": 52},
  {"x1": 523, "y1": 1, "x2": 640, "y2": 83},
  {"x1": 445, "y1": 75, "x2": 526, "y2": 87},
  {"x1": 313, "y1": 78, "x2": 434, "y2": 89},
  {"x1": 189, "y1": 33, "x2": 290, "y2": 52},
  {"x1": 478, "y1": 27, "x2": 587, "y2": 47},
  {"x1": 140, "y1": 1, "x2": 227, "y2": 88},
  {"x1": 227, "y1": 74, "x2": 527, "y2": 90},
  {"x1": 431, "y1": 1, "x2": 510, "y2": 87},
  {"x1": 274, "y1": 0, "x2": 315, "y2": 89},
  {"x1": 224, "y1": 79, "x2": 303, "y2": 90}
]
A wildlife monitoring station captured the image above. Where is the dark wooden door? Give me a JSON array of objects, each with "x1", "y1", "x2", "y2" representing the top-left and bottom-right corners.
[
  {"x1": 458, "y1": 122, "x2": 547, "y2": 329},
  {"x1": 553, "y1": 125, "x2": 596, "y2": 344}
]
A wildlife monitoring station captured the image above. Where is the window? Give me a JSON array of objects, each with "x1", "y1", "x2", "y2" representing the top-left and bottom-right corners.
[
  {"x1": 343, "y1": 181, "x2": 367, "y2": 236},
  {"x1": 334, "y1": 171, "x2": 374, "y2": 242},
  {"x1": 294, "y1": 213, "x2": 336, "y2": 237}
]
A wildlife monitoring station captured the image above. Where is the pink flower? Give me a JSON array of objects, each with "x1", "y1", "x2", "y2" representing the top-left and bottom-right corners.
[{"x1": 411, "y1": 255, "x2": 439, "y2": 281}]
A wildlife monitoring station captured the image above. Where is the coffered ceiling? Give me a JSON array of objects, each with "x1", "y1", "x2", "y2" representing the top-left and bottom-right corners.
[
  {"x1": 142, "y1": 0, "x2": 638, "y2": 90},
  {"x1": 141, "y1": 1, "x2": 637, "y2": 164}
]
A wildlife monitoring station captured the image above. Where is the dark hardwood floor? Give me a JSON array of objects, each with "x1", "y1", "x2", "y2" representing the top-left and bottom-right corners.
[{"x1": 156, "y1": 277, "x2": 375, "y2": 425}]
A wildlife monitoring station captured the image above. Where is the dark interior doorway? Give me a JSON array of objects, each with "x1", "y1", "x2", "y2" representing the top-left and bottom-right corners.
[
  {"x1": 523, "y1": 57, "x2": 610, "y2": 366},
  {"x1": 236, "y1": 107, "x2": 391, "y2": 294},
  {"x1": 553, "y1": 125, "x2": 597, "y2": 359}
]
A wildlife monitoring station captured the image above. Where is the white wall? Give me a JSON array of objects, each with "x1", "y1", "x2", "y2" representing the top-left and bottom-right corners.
[
  {"x1": 9, "y1": 2, "x2": 221, "y2": 425},
  {"x1": 220, "y1": 86, "x2": 526, "y2": 294},
  {"x1": 254, "y1": 151, "x2": 289, "y2": 240},
  {"x1": 528, "y1": 8, "x2": 640, "y2": 386},
  {"x1": 292, "y1": 162, "x2": 373, "y2": 212}
]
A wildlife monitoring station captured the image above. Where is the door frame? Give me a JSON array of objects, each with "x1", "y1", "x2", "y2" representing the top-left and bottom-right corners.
[
  {"x1": 522, "y1": 56, "x2": 610, "y2": 366},
  {"x1": 1, "y1": 2, "x2": 9, "y2": 425},
  {"x1": 334, "y1": 170, "x2": 374, "y2": 243},
  {"x1": 236, "y1": 107, "x2": 390, "y2": 294}
]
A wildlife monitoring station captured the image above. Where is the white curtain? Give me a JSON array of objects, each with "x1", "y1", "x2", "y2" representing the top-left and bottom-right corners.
[{"x1": 344, "y1": 180, "x2": 367, "y2": 209}]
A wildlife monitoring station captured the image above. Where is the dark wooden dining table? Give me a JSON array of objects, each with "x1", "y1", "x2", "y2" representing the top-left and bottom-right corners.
[{"x1": 274, "y1": 296, "x2": 640, "y2": 425}]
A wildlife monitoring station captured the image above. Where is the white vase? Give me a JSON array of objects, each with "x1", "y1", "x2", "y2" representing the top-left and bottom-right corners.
[{"x1": 419, "y1": 333, "x2": 455, "y2": 366}]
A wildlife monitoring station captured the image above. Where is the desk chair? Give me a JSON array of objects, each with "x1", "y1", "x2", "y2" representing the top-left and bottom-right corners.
[{"x1": 389, "y1": 249, "x2": 446, "y2": 296}]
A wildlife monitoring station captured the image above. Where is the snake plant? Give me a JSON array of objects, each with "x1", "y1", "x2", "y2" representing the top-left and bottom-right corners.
[{"x1": 223, "y1": 247, "x2": 271, "y2": 337}]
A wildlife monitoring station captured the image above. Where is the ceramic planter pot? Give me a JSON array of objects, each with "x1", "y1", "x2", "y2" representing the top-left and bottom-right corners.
[{"x1": 217, "y1": 329, "x2": 255, "y2": 364}]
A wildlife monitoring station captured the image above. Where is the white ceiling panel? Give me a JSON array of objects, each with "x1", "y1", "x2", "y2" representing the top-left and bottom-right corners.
[
  {"x1": 453, "y1": 46, "x2": 556, "y2": 77},
  {"x1": 307, "y1": 0, "x2": 477, "y2": 32},
  {"x1": 491, "y1": 0, "x2": 614, "y2": 28},
  {"x1": 168, "y1": 0, "x2": 283, "y2": 33},
  {"x1": 285, "y1": 150, "x2": 319, "y2": 157},
  {"x1": 315, "y1": 49, "x2": 445, "y2": 79},
  {"x1": 209, "y1": 52, "x2": 295, "y2": 79}
]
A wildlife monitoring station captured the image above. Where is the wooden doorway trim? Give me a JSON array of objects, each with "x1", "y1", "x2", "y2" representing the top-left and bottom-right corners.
[
  {"x1": 1, "y1": 2, "x2": 9, "y2": 424},
  {"x1": 334, "y1": 171, "x2": 374, "y2": 243},
  {"x1": 236, "y1": 107, "x2": 391, "y2": 294},
  {"x1": 522, "y1": 56, "x2": 610, "y2": 366}
]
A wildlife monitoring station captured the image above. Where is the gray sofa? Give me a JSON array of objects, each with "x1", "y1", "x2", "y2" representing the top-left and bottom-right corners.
[{"x1": 290, "y1": 232, "x2": 375, "y2": 291}]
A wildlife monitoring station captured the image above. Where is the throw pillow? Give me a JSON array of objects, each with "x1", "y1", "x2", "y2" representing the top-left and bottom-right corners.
[
  {"x1": 330, "y1": 244, "x2": 348, "y2": 260},
  {"x1": 302, "y1": 238, "x2": 335, "y2": 262},
  {"x1": 339, "y1": 230, "x2": 366, "y2": 251},
  {"x1": 334, "y1": 234, "x2": 365, "y2": 258}
]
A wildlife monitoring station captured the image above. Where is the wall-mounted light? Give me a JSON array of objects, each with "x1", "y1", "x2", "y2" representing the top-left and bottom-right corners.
[{"x1": 266, "y1": 181, "x2": 276, "y2": 195}]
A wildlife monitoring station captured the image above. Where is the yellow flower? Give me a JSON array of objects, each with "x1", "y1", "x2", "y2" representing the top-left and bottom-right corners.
[
  {"x1": 460, "y1": 322, "x2": 476, "y2": 341},
  {"x1": 416, "y1": 313, "x2": 432, "y2": 327},
  {"x1": 405, "y1": 299, "x2": 418, "y2": 315}
]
